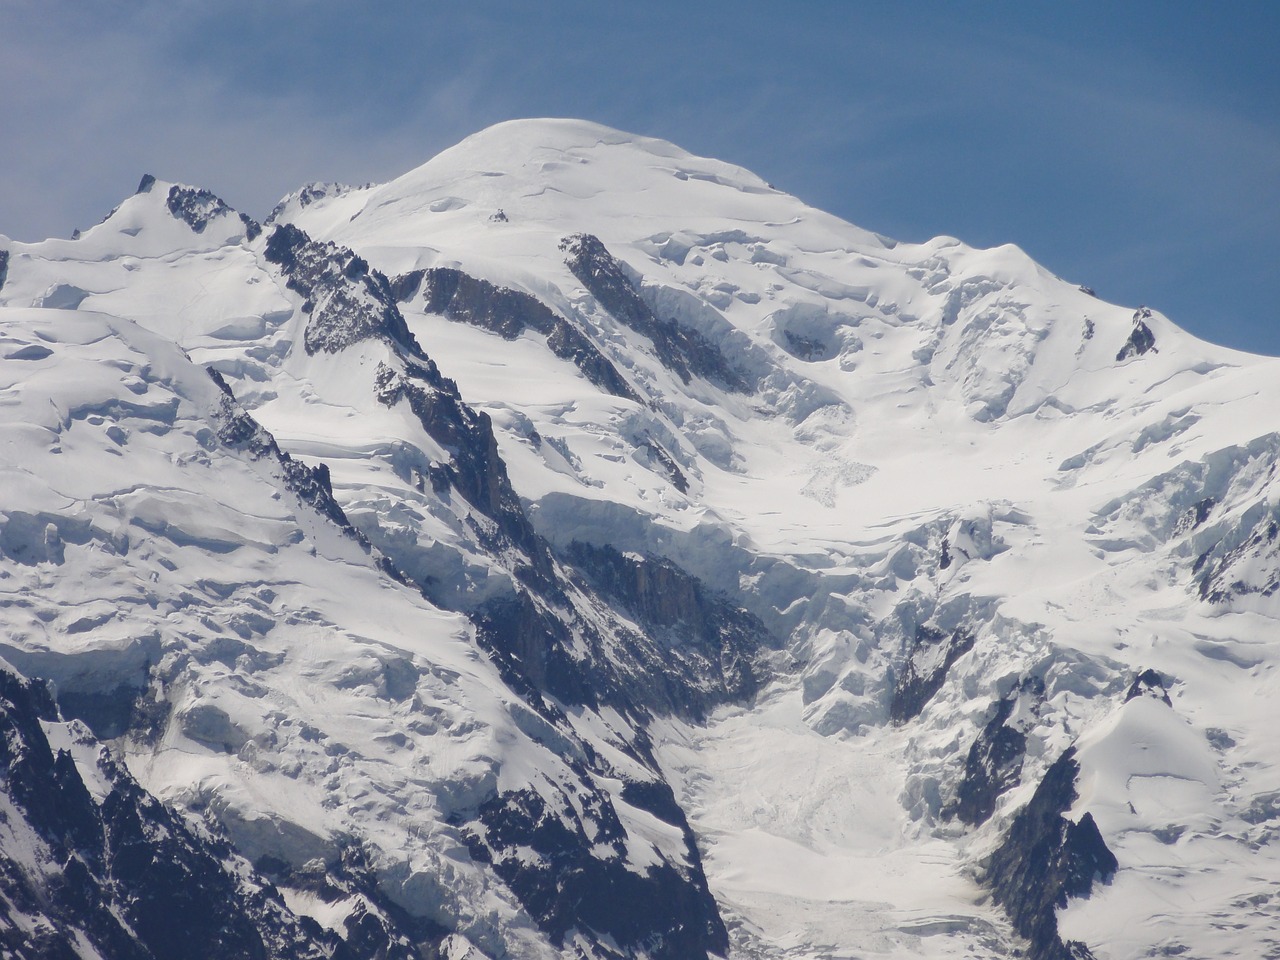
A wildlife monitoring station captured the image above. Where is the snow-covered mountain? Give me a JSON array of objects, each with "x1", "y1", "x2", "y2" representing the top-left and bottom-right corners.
[{"x1": 1, "y1": 118, "x2": 1277, "y2": 960}]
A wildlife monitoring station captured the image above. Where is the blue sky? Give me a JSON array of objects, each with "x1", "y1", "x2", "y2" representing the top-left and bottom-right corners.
[{"x1": 4, "y1": 1, "x2": 1277, "y2": 353}]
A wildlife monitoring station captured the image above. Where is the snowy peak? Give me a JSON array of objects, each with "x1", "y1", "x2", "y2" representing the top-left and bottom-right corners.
[
  {"x1": 80, "y1": 175, "x2": 260, "y2": 252},
  {"x1": 398, "y1": 116, "x2": 780, "y2": 207},
  {"x1": 451, "y1": 116, "x2": 694, "y2": 155},
  {"x1": 278, "y1": 117, "x2": 884, "y2": 274},
  {"x1": 1, "y1": 119, "x2": 1278, "y2": 960}
]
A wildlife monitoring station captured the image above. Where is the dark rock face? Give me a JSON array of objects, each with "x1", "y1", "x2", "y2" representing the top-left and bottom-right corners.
[
  {"x1": 545, "y1": 316, "x2": 642, "y2": 401},
  {"x1": 473, "y1": 568, "x2": 762, "y2": 724},
  {"x1": 0, "y1": 248, "x2": 9, "y2": 293},
  {"x1": 1175, "y1": 496, "x2": 1216, "y2": 535},
  {"x1": 462, "y1": 541, "x2": 776, "y2": 960},
  {"x1": 889, "y1": 625, "x2": 976, "y2": 724},
  {"x1": 165, "y1": 184, "x2": 261, "y2": 241},
  {"x1": 1116, "y1": 306, "x2": 1157, "y2": 361},
  {"x1": 465, "y1": 779, "x2": 728, "y2": 960},
  {"x1": 945, "y1": 677, "x2": 1044, "y2": 826},
  {"x1": 1124, "y1": 668, "x2": 1173, "y2": 706},
  {"x1": 986, "y1": 748, "x2": 1118, "y2": 960},
  {"x1": 58, "y1": 682, "x2": 149, "y2": 740},
  {"x1": 0, "y1": 669, "x2": 345, "y2": 960},
  {"x1": 783, "y1": 330, "x2": 831, "y2": 362},
  {"x1": 397, "y1": 267, "x2": 640, "y2": 402},
  {"x1": 564, "y1": 541, "x2": 774, "y2": 710},
  {"x1": 267, "y1": 228, "x2": 747, "y2": 693},
  {"x1": 266, "y1": 223, "x2": 744, "y2": 686},
  {"x1": 136, "y1": 173, "x2": 157, "y2": 194},
  {"x1": 561, "y1": 233, "x2": 748, "y2": 391},
  {"x1": 211, "y1": 317, "x2": 733, "y2": 959},
  {"x1": 211, "y1": 331, "x2": 731, "y2": 960},
  {"x1": 263, "y1": 224, "x2": 420, "y2": 358},
  {"x1": 466, "y1": 590, "x2": 739, "y2": 960},
  {"x1": 472, "y1": 591, "x2": 599, "y2": 707}
]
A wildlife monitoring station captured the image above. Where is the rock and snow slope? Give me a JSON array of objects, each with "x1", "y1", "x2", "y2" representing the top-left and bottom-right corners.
[{"x1": 1, "y1": 118, "x2": 1278, "y2": 960}]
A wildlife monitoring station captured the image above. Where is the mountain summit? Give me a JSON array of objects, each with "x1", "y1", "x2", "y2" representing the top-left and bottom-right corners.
[{"x1": 0, "y1": 119, "x2": 1276, "y2": 960}]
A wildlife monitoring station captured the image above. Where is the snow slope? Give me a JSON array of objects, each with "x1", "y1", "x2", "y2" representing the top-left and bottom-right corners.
[{"x1": 2, "y1": 118, "x2": 1278, "y2": 960}]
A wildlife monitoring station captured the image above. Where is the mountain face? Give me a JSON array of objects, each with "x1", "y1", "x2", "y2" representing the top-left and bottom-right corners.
[{"x1": 1, "y1": 118, "x2": 1277, "y2": 960}]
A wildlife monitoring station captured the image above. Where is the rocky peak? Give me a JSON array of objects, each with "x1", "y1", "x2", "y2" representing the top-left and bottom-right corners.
[{"x1": 165, "y1": 183, "x2": 261, "y2": 241}]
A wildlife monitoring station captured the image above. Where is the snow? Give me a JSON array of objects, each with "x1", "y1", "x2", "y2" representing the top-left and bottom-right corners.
[
  {"x1": 2, "y1": 117, "x2": 1280, "y2": 959},
  {"x1": 656, "y1": 691, "x2": 1016, "y2": 958}
]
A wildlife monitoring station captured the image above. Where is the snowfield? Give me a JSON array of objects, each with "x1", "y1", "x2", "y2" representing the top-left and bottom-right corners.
[{"x1": 1, "y1": 118, "x2": 1277, "y2": 960}]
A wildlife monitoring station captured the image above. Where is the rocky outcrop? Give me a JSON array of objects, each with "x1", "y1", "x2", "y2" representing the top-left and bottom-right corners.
[
  {"x1": 396, "y1": 267, "x2": 640, "y2": 402},
  {"x1": 265, "y1": 182, "x2": 359, "y2": 225},
  {"x1": 986, "y1": 748, "x2": 1118, "y2": 960},
  {"x1": 464, "y1": 780, "x2": 728, "y2": 960},
  {"x1": 264, "y1": 225, "x2": 555, "y2": 583},
  {"x1": 464, "y1": 582, "x2": 741, "y2": 960},
  {"x1": 253, "y1": 844, "x2": 445, "y2": 960},
  {"x1": 263, "y1": 227, "x2": 747, "y2": 960},
  {"x1": 460, "y1": 540, "x2": 776, "y2": 960},
  {"x1": 1116, "y1": 306, "x2": 1157, "y2": 361},
  {"x1": 165, "y1": 184, "x2": 261, "y2": 241},
  {"x1": 889, "y1": 624, "x2": 976, "y2": 724},
  {"x1": 561, "y1": 233, "x2": 748, "y2": 391},
  {"x1": 471, "y1": 590, "x2": 598, "y2": 707},
  {"x1": 1124, "y1": 668, "x2": 1172, "y2": 705},
  {"x1": 945, "y1": 676, "x2": 1044, "y2": 825},
  {"x1": 263, "y1": 224, "x2": 419, "y2": 357},
  {"x1": 634, "y1": 434, "x2": 689, "y2": 493}
]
